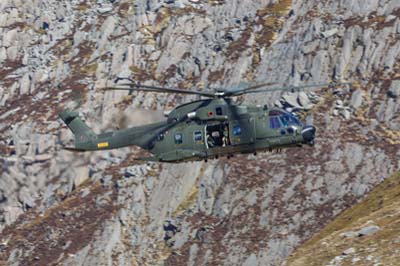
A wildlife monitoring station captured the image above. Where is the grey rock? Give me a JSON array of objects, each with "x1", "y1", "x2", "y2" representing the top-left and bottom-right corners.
[
  {"x1": 144, "y1": 177, "x2": 154, "y2": 191},
  {"x1": 340, "y1": 109, "x2": 351, "y2": 120},
  {"x1": 384, "y1": 98, "x2": 397, "y2": 122},
  {"x1": 302, "y1": 40, "x2": 319, "y2": 54},
  {"x1": 3, "y1": 206, "x2": 23, "y2": 225},
  {"x1": 350, "y1": 89, "x2": 363, "y2": 110},
  {"x1": 342, "y1": 247, "x2": 356, "y2": 255},
  {"x1": 388, "y1": 80, "x2": 400, "y2": 98},
  {"x1": 320, "y1": 28, "x2": 338, "y2": 38},
  {"x1": 3, "y1": 29, "x2": 19, "y2": 47},
  {"x1": 81, "y1": 188, "x2": 90, "y2": 198},
  {"x1": 345, "y1": 143, "x2": 364, "y2": 173},
  {"x1": 243, "y1": 253, "x2": 258, "y2": 266},
  {"x1": 352, "y1": 183, "x2": 368, "y2": 197},
  {"x1": 357, "y1": 225, "x2": 380, "y2": 237},
  {"x1": 282, "y1": 93, "x2": 301, "y2": 109},
  {"x1": 376, "y1": 102, "x2": 386, "y2": 122},
  {"x1": 37, "y1": 134, "x2": 54, "y2": 154},
  {"x1": 18, "y1": 187, "x2": 35, "y2": 209},
  {"x1": 340, "y1": 231, "x2": 357, "y2": 238},
  {"x1": 131, "y1": 202, "x2": 143, "y2": 218},
  {"x1": 34, "y1": 154, "x2": 53, "y2": 162},
  {"x1": 188, "y1": 244, "x2": 199, "y2": 266},
  {"x1": 298, "y1": 91, "x2": 313, "y2": 109},
  {"x1": 100, "y1": 175, "x2": 113, "y2": 187},
  {"x1": 130, "y1": 226, "x2": 141, "y2": 246},
  {"x1": 98, "y1": 6, "x2": 113, "y2": 14},
  {"x1": 274, "y1": 99, "x2": 283, "y2": 108},
  {"x1": 0, "y1": 47, "x2": 7, "y2": 63},
  {"x1": 310, "y1": 50, "x2": 330, "y2": 81},
  {"x1": 7, "y1": 46, "x2": 19, "y2": 61},
  {"x1": 335, "y1": 99, "x2": 344, "y2": 107},
  {"x1": 72, "y1": 166, "x2": 89, "y2": 188},
  {"x1": 119, "y1": 208, "x2": 127, "y2": 226},
  {"x1": 385, "y1": 15, "x2": 396, "y2": 22},
  {"x1": 19, "y1": 73, "x2": 31, "y2": 95}
]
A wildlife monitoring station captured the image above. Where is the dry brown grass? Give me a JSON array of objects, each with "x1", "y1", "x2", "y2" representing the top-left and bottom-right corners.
[{"x1": 287, "y1": 171, "x2": 400, "y2": 266}]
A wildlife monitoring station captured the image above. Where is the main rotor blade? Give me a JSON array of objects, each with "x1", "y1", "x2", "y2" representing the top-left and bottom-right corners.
[
  {"x1": 103, "y1": 83, "x2": 216, "y2": 97},
  {"x1": 224, "y1": 82, "x2": 276, "y2": 96},
  {"x1": 239, "y1": 82, "x2": 352, "y2": 95}
]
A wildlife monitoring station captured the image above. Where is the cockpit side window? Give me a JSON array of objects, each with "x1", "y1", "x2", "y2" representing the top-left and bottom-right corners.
[
  {"x1": 269, "y1": 116, "x2": 281, "y2": 129},
  {"x1": 280, "y1": 115, "x2": 289, "y2": 127},
  {"x1": 216, "y1": 107, "x2": 223, "y2": 115}
]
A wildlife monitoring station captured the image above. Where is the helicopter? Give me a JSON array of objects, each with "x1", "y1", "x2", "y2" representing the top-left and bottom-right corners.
[{"x1": 59, "y1": 80, "x2": 350, "y2": 162}]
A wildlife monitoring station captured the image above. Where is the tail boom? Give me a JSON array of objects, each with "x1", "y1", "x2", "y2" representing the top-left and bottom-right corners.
[{"x1": 59, "y1": 110, "x2": 166, "y2": 152}]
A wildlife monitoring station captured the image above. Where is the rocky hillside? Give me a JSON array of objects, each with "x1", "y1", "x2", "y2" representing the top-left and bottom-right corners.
[
  {"x1": 286, "y1": 171, "x2": 400, "y2": 266},
  {"x1": 0, "y1": 0, "x2": 399, "y2": 265}
]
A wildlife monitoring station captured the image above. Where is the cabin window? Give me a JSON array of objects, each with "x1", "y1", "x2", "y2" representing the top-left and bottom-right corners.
[
  {"x1": 157, "y1": 133, "x2": 164, "y2": 141},
  {"x1": 269, "y1": 116, "x2": 281, "y2": 129},
  {"x1": 194, "y1": 131, "x2": 202, "y2": 141},
  {"x1": 174, "y1": 133, "x2": 183, "y2": 144},
  {"x1": 216, "y1": 107, "x2": 223, "y2": 115},
  {"x1": 233, "y1": 125, "x2": 241, "y2": 136}
]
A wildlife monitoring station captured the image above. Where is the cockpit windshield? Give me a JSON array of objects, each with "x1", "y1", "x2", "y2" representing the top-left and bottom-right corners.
[
  {"x1": 280, "y1": 113, "x2": 302, "y2": 126},
  {"x1": 269, "y1": 110, "x2": 302, "y2": 127}
]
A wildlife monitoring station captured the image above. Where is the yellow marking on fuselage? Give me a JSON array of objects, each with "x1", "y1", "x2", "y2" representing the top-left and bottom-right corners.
[{"x1": 97, "y1": 142, "x2": 109, "y2": 148}]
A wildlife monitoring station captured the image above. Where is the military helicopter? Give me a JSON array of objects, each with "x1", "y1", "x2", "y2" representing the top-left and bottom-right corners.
[{"x1": 59, "y1": 80, "x2": 350, "y2": 162}]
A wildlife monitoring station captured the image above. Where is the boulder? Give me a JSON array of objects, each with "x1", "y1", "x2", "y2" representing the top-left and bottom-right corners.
[
  {"x1": 282, "y1": 93, "x2": 301, "y2": 109},
  {"x1": 320, "y1": 28, "x2": 338, "y2": 38},
  {"x1": 73, "y1": 166, "x2": 89, "y2": 188},
  {"x1": 0, "y1": 47, "x2": 7, "y2": 63},
  {"x1": 342, "y1": 247, "x2": 356, "y2": 255},
  {"x1": 340, "y1": 109, "x2": 351, "y2": 120},
  {"x1": 388, "y1": 80, "x2": 400, "y2": 98},
  {"x1": 3, "y1": 206, "x2": 23, "y2": 225},
  {"x1": 98, "y1": 6, "x2": 113, "y2": 14},
  {"x1": 340, "y1": 231, "x2": 357, "y2": 238},
  {"x1": 6, "y1": 46, "x2": 19, "y2": 61},
  {"x1": 298, "y1": 91, "x2": 313, "y2": 109},
  {"x1": 357, "y1": 225, "x2": 380, "y2": 237},
  {"x1": 3, "y1": 29, "x2": 19, "y2": 47},
  {"x1": 243, "y1": 253, "x2": 258, "y2": 266},
  {"x1": 335, "y1": 99, "x2": 344, "y2": 109},
  {"x1": 350, "y1": 89, "x2": 363, "y2": 109},
  {"x1": 118, "y1": 208, "x2": 128, "y2": 226},
  {"x1": 18, "y1": 187, "x2": 35, "y2": 209}
]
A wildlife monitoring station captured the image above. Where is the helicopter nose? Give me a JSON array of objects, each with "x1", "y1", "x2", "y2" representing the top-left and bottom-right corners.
[{"x1": 302, "y1": 125, "x2": 316, "y2": 145}]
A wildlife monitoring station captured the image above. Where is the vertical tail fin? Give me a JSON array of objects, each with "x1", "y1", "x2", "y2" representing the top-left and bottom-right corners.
[{"x1": 59, "y1": 110, "x2": 96, "y2": 147}]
